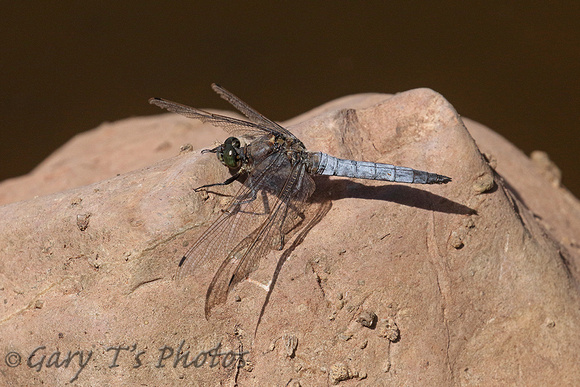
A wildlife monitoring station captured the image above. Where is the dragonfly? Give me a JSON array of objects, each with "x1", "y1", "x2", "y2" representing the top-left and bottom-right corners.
[{"x1": 150, "y1": 84, "x2": 451, "y2": 318}]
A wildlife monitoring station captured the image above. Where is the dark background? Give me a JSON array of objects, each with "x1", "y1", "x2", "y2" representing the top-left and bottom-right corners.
[{"x1": 1, "y1": 3, "x2": 578, "y2": 197}]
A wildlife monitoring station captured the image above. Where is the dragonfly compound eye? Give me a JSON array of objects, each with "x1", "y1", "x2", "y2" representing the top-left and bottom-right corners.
[{"x1": 221, "y1": 137, "x2": 242, "y2": 169}]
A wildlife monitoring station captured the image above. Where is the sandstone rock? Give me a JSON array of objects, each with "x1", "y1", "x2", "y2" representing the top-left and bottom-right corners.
[{"x1": 0, "y1": 89, "x2": 578, "y2": 385}]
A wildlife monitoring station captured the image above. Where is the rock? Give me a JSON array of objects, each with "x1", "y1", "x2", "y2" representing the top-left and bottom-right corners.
[{"x1": 0, "y1": 89, "x2": 579, "y2": 385}]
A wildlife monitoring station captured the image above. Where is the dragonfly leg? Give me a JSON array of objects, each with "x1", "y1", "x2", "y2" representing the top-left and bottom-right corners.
[{"x1": 193, "y1": 172, "x2": 242, "y2": 192}]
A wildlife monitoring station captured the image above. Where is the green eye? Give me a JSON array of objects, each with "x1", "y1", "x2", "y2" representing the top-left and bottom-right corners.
[{"x1": 219, "y1": 137, "x2": 242, "y2": 169}]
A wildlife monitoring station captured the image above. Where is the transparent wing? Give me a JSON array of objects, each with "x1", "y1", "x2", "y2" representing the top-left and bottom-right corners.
[
  {"x1": 211, "y1": 83, "x2": 297, "y2": 140},
  {"x1": 149, "y1": 97, "x2": 279, "y2": 139},
  {"x1": 176, "y1": 149, "x2": 315, "y2": 317},
  {"x1": 176, "y1": 150, "x2": 289, "y2": 282},
  {"x1": 204, "y1": 161, "x2": 315, "y2": 317}
]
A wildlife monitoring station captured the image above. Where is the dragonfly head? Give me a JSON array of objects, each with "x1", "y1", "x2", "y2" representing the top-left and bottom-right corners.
[{"x1": 214, "y1": 136, "x2": 243, "y2": 170}]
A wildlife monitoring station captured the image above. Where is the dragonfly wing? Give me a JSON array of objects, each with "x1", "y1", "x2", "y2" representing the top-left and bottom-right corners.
[
  {"x1": 204, "y1": 227, "x2": 261, "y2": 317},
  {"x1": 204, "y1": 158, "x2": 316, "y2": 317},
  {"x1": 211, "y1": 83, "x2": 298, "y2": 140},
  {"x1": 176, "y1": 149, "x2": 291, "y2": 282},
  {"x1": 149, "y1": 97, "x2": 279, "y2": 138}
]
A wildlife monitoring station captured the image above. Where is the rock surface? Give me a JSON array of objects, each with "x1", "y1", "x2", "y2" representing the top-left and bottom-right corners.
[{"x1": 1, "y1": 89, "x2": 579, "y2": 386}]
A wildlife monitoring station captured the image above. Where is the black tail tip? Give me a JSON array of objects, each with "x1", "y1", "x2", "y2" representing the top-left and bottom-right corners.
[{"x1": 436, "y1": 175, "x2": 452, "y2": 184}]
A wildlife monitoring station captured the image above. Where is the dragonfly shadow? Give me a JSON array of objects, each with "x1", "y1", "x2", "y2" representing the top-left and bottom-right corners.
[
  {"x1": 312, "y1": 176, "x2": 476, "y2": 216},
  {"x1": 254, "y1": 177, "x2": 472, "y2": 335}
]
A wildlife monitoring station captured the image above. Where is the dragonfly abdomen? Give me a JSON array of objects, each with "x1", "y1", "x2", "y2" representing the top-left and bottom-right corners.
[{"x1": 309, "y1": 152, "x2": 451, "y2": 184}]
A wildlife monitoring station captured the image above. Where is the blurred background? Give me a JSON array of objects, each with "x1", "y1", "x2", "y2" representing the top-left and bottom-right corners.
[{"x1": 1, "y1": 2, "x2": 578, "y2": 197}]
